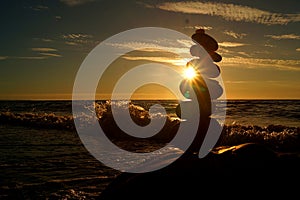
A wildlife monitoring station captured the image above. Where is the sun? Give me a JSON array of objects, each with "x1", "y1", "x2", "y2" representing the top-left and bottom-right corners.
[{"x1": 183, "y1": 66, "x2": 198, "y2": 80}]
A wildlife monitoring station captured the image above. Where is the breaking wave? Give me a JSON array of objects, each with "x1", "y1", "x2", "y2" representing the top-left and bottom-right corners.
[{"x1": 0, "y1": 100, "x2": 299, "y2": 151}]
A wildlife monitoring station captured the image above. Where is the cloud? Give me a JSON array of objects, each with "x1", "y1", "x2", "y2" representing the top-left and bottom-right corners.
[
  {"x1": 218, "y1": 47, "x2": 252, "y2": 58},
  {"x1": 264, "y1": 44, "x2": 275, "y2": 48},
  {"x1": 108, "y1": 39, "x2": 195, "y2": 66},
  {"x1": 107, "y1": 39, "x2": 195, "y2": 56},
  {"x1": 237, "y1": 51, "x2": 251, "y2": 57},
  {"x1": 136, "y1": 1, "x2": 154, "y2": 9},
  {"x1": 0, "y1": 56, "x2": 8, "y2": 60},
  {"x1": 106, "y1": 39, "x2": 192, "y2": 56},
  {"x1": 55, "y1": 16, "x2": 62, "y2": 21},
  {"x1": 65, "y1": 41, "x2": 78, "y2": 46},
  {"x1": 16, "y1": 56, "x2": 47, "y2": 60},
  {"x1": 39, "y1": 53, "x2": 62, "y2": 57},
  {"x1": 15, "y1": 54, "x2": 61, "y2": 60},
  {"x1": 184, "y1": 25, "x2": 213, "y2": 31},
  {"x1": 31, "y1": 48, "x2": 58, "y2": 52},
  {"x1": 224, "y1": 30, "x2": 247, "y2": 39},
  {"x1": 176, "y1": 39, "x2": 195, "y2": 47},
  {"x1": 222, "y1": 57, "x2": 300, "y2": 71},
  {"x1": 225, "y1": 80, "x2": 250, "y2": 84},
  {"x1": 41, "y1": 38, "x2": 53, "y2": 42},
  {"x1": 16, "y1": 53, "x2": 62, "y2": 60},
  {"x1": 1, "y1": 55, "x2": 48, "y2": 60},
  {"x1": 21, "y1": 47, "x2": 62, "y2": 59},
  {"x1": 225, "y1": 80, "x2": 296, "y2": 85},
  {"x1": 0, "y1": 50, "x2": 62, "y2": 60},
  {"x1": 122, "y1": 55, "x2": 189, "y2": 66},
  {"x1": 62, "y1": 33, "x2": 94, "y2": 46},
  {"x1": 265, "y1": 34, "x2": 300, "y2": 40},
  {"x1": 33, "y1": 38, "x2": 53, "y2": 42},
  {"x1": 62, "y1": 33, "x2": 92, "y2": 39},
  {"x1": 157, "y1": 1, "x2": 300, "y2": 25},
  {"x1": 60, "y1": 0, "x2": 95, "y2": 6},
  {"x1": 30, "y1": 5, "x2": 49, "y2": 11},
  {"x1": 219, "y1": 42, "x2": 248, "y2": 48}
]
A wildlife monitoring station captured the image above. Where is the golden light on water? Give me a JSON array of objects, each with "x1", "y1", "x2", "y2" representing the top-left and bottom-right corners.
[{"x1": 183, "y1": 66, "x2": 198, "y2": 80}]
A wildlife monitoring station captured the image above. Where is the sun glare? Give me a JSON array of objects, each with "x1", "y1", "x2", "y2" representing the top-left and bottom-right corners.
[{"x1": 183, "y1": 66, "x2": 197, "y2": 80}]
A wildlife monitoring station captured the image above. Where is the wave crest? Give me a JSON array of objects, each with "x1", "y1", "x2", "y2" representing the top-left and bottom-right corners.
[{"x1": 0, "y1": 101, "x2": 299, "y2": 151}]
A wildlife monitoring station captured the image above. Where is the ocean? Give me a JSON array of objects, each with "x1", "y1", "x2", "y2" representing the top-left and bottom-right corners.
[{"x1": 0, "y1": 99, "x2": 299, "y2": 199}]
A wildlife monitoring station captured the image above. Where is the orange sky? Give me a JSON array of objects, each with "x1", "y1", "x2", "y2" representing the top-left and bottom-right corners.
[{"x1": 0, "y1": 0, "x2": 299, "y2": 100}]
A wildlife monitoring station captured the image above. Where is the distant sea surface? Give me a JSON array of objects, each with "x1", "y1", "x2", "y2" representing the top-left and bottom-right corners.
[
  {"x1": 0, "y1": 99, "x2": 299, "y2": 199},
  {"x1": 0, "y1": 99, "x2": 299, "y2": 127},
  {"x1": 223, "y1": 99, "x2": 300, "y2": 127}
]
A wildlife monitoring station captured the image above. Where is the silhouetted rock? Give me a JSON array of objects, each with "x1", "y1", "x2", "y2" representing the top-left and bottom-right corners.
[{"x1": 99, "y1": 142, "x2": 299, "y2": 199}]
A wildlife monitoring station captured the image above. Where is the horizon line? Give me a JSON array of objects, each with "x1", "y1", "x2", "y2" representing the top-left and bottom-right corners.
[{"x1": 0, "y1": 98, "x2": 299, "y2": 101}]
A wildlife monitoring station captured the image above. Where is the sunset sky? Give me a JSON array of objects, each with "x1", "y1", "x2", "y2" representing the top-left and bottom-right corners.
[{"x1": 1, "y1": 0, "x2": 299, "y2": 100}]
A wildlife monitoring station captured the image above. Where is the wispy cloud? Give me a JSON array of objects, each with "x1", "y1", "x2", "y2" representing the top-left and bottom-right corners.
[
  {"x1": 157, "y1": 1, "x2": 300, "y2": 25},
  {"x1": 16, "y1": 56, "x2": 48, "y2": 60},
  {"x1": 219, "y1": 42, "x2": 248, "y2": 48},
  {"x1": 225, "y1": 80, "x2": 296, "y2": 85},
  {"x1": 62, "y1": 33, "x2": 94, "y2": 46},
  {"x1": 41, "y1": 38, "x2": 53, "y2": 42},
  {"x1": 108, "y1": 39, "x2": 195, "y2": 66},
  {"x1": 176, "y1": 39, "x2": 195, "y2": 47},
  {"x1": 33, "y1": 38, "x2": 53, "y2": 42},
  {"x1": 55, "y1": 16, "x2": 62, "y2": 21},
  {"x1": 62, "y1": 33, "x2": 92, "y2": 39},
  {"x1": 39, "y1": 53, "x2": 62, "y2": 57},
  {"x1": 1, "y1": 55, "x2": 48, "y2": 60},
  {"x1": 265, "y1": 34, "x2": 300, "y2": 40},
  {"x1": 184, "y1": 25, "x2": 213, "y2": 31},
  {"x1": 218, "y1": 47, "x2": 252, "y2": 58},
  {"x1": 225, "y1": 80, "x2": 250, "y2": 84},
  {"x1": 236, "y1": 52, "x2": 251, "y2": 57},
  {"x1": 15, "y1": 54, "x2": 61, "y2": 60},
  {"x1": 0, "y1": 50, "x2": 61, "y2": 60},
  {"x1": 60, "y1": 0, "x2": 95, "y2": 6},
  {"x1": 264, "y1": 44, "x2": 275, "y2": 48},
  {"x1": 222, "y1": 57, "x2": 300, "y2": 71},
  {"x1": 224, "y1": 30, "x2": 247, "y2": 39},
  {"x1": 0, "y1": 56, "x2": 8, "y2": 60},
  {"x1": 136, "y1": 1, "x2": 154, "y2": 9},
  {"x1": 31, "y1": 48, "x2": 58, "y2": 52},
  {"x1": 65, "y1": 41, "x2": 78, "y2": 46},
  {"x1": 29, "y1": 5, "x2": 49, "y2": 11},
  {"x1": 108, "y1": 41, "x2": 160, "y2": 50},
  {"x1": 122, "y1": 55, "x2": 188, "y2": 66},
  {"x1": 107, "y1": 40, "x2": 191, "y2": 55},
  {"x1": 20, "y1": 47, "x2": 63, "y2": 59}
]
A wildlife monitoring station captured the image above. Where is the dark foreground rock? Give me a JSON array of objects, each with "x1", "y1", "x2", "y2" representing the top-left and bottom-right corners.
[{"x1": 99, "y1": 143, "x2": 300, "y2": 199}]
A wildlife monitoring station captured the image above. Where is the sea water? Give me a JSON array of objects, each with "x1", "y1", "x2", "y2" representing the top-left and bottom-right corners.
[
  {"x1": 1, "y1": 99, "x2": 299, "y2": 127},
  {"x1": 0, "y1": 100, "x2": 299, "y2": 199}
]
